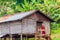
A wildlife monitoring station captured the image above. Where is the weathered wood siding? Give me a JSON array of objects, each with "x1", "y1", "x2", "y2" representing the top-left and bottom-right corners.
[
  {"x1": 22, "y1": 18, "x2": 36, "y2": 34},
  {"x1": 36, "y1": 13, "x2": 50, "y2": 35},
  {"x1": 0, "y1": 13, "x2": 50, "y2": 35},
  {"x1": 43, "y1": 21, "x2": 50, "y2": 35},
  {"x1": 0, "y1": 21, "x2": 22, "y2": 34},
  {"x1": 0, "y1": 24, "x2": 2, "y2": 34},
  {"x1": 22, "y1": 14, "x2": 36, "y2": 34},
  {"x1": 9, "y1": 21, "x2": 21, "y2": 34},
  {"x1": 1, "y1": 23, "x2": 10, "y2": 34},
  {"x1": 0, "y1": 14, "x2": 36, "y2": 34}
]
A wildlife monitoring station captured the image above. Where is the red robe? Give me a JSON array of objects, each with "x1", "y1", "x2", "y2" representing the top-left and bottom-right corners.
[{"x1": 41, "y1": 25, "x2": 46, "y2": 34}]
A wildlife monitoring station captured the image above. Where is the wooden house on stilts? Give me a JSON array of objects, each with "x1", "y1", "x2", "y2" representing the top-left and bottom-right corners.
[{"x1": 0, "y1": 10, "x2": 54, "y2": 40}]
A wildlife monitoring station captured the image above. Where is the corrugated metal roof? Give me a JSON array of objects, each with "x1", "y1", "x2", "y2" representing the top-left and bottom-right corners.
[
  {"x1": 0, "y1": 10, "x2": 54, "y2": 23},
  {"x1": 0, "y1": 10, "x2": 36, "y2": 23},
  {"x1": 0, "y1": 34, "x2": 6, "y2": 37}
]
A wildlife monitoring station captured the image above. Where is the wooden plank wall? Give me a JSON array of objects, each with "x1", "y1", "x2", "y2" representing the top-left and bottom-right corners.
[
  {"x1": 0, "y1": 14, "x2": 36, "y2": 34},
  {"x1": 0, "y1": 13, "x2": 50, "y2": 35},
  {"x1": 9, "y1": 21, "x2": 21, "y2": 34},
  {"x1": 1, "y1": 23, "x2": 10, "y2": 34},
  {"x1": 43, "y1": 21, "x2": 50, "y2": 35},
  {"x1": 22, "y1": 17, "x2": 36, "y2": 34},
  {"x1": 36, "y1": 13, "x2": 51, "y2": 35}
]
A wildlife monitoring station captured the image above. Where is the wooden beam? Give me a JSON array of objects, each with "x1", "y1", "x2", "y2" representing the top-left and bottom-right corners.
[
  {"x1": 0, "y1": 38, "x2": 1, "y2": 40},
  {"x1": 35, "y1": 35, "x2": 36, "y2": 40}
]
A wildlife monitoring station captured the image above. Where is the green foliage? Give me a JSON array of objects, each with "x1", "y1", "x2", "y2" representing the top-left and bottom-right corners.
[
  {"x1": 0, "y1": 0, "x2": 16, "y2": 16},
  {"x1": 52, "y1": 38, "x2": 60, "y2": 40}
]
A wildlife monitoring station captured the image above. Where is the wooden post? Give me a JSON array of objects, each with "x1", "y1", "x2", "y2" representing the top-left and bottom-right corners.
[
  {"x1": 35, "y1": 34, "x2": 36, "y2": 40},
  {"x1": 4, "y1": 38, "x2": 6, "y2": 40},
  {"x1": 26, "y1": 35, "x2": 27, "y2": 40},
  {"x1": 0, "y1": 38, "x2": 1, "y2": 40},
  {"x1": 0, "y1": 38, "x2": 2, "y2": 40},
  {"x1": 39, "y1": 28, "x2": 42, "y2": 40},
  {"x1": 21, "y1": 34, "x2": 22, "y2": 40},
  {"x1": 10, "y1": 34, "x2": 12, "y2": 40},
  {"x1": 19, "y1": 34, "x2": 21, "y2": 40}
]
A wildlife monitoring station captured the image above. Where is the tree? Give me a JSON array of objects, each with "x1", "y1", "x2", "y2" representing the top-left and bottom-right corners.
[{"x1": 0, "y1": 0, "x2": 16, "y2": 16}]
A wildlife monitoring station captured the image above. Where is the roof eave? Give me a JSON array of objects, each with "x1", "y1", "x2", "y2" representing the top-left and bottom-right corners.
[{"x1": 35, "y1": 10, "x2": 55, "y2": 22}]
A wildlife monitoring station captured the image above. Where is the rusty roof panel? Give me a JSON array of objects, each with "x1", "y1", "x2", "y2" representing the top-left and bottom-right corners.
[
  {"x1": 0, "y1": 10, "x2": 35, "y2": 23},
  {"x1": 0, "y1": 10, "x2": 54, "y2": 23}
]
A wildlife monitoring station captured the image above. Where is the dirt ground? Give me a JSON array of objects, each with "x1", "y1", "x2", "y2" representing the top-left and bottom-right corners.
[{"x1": 51, "y1": 34, "x2": 60, "y2": 40}]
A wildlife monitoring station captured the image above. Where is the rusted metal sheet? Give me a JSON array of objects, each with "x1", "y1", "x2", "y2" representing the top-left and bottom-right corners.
[
  {"x1": 0, "y1": 10, "x2": 36, "y2": 23},
  {"x1": 0, "y1": 10, "x2": 54, "y2": 23}
]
